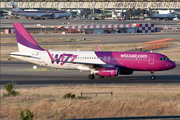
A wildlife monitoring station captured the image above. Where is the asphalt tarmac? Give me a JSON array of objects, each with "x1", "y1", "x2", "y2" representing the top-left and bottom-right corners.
[
  {"x1": 1, "y1": 19, "x2": 180, "y2": 27},
  {"x1": 1, "y1": 61, "x2": 180, "y2": 88}
]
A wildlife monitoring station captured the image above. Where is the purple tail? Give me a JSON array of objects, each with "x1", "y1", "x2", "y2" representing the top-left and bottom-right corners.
[{"x1": 13, "y1": 23, "x2": 44, "y2": 51}]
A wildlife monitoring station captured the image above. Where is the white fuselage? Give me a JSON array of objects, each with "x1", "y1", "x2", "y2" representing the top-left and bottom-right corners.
[
  {"x1": 10, "y1": 51, "x2": 105, "y2": 70},
  {"x1": 150, "y1": 13, "x2": 175, "y2": 18},
  {"x1": 13, "y1": 10, "x2": 72, "y2": 18}
]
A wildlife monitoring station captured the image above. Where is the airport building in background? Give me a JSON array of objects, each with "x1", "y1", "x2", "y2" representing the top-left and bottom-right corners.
[{"x1": 1, "y1": 0, "x2": 180, "y2": 20}]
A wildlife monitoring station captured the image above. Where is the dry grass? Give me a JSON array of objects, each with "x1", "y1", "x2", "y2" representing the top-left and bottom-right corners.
[
  {"x1": 1, "y1": 46, "x2": 18, "y2": 61},
  {"x1": 0, "y1": 38, "x2": 101, "y2": 44},
  {"x1": 155, "y1": 42, "x2": 180, "y2": 61},
  {"x1": 1, "y1": 84, "x2": 180, "y2": 119},
  {"x1": 41, "y1": 43, "x2": 141, "y2": 51},
  {"x1": 0, "y1": 38, "x2": 17, "y2": 44}
]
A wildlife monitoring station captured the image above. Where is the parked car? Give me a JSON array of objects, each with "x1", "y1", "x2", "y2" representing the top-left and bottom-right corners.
[{"x1": 92, "y1": 17, "x2": 100, "y2": 20}]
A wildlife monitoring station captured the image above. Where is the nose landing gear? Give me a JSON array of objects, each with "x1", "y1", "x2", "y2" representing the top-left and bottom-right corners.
[{"x1": 151, "y1": 71, "x2": 155, "y2": 80}]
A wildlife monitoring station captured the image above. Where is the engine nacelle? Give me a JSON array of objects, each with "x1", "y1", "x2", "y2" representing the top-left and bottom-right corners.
[
  {"x1": 95, "y1": 67, "x2": 119, "y2": 77},
  {"x1": 53, "y1": 14, "x2": 60, "y2": 19},
  {"x1": 119, "y1": 70, "x2": 133, "y2": 75}
]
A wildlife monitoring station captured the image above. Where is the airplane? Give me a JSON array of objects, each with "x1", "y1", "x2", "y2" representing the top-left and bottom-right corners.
[
  {"x1": 11, "y1": 1, "x2": 72, "y2": 19},
  {"x1": 148, "y1": 7, "x2": 176, "y2": 21},
  {"x1": 10, "y1": 23, "x2": 176, "y2": 80}
]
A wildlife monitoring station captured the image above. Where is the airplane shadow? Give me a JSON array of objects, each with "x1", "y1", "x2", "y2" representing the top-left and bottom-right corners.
[{"x1": 1, "y1": 74, "x2": 180, "y2": 85}]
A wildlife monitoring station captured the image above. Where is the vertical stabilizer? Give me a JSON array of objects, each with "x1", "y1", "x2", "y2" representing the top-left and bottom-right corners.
[
  {"x1": 148, "y1": 7, "x2": 154, "y2": 16},
  {"x1": 11, "y1": 1, "x2": 20, "y2": 11},
  {"x1": 13, "y1": 23, "x2": 44, "y2": 51}
]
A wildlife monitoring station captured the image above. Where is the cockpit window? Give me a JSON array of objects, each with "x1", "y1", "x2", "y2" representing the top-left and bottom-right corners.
[{"x1": 160, "y1": 57, "x2": 170, "y2": 61}]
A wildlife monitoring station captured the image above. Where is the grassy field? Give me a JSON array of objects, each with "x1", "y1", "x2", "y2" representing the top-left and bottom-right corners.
[
  {"x1": 0, "y1": 38, "x2": 102, "y2": 44},
  {"x1": 1, "y1": 84, "x2": 180, "y2": 119}
]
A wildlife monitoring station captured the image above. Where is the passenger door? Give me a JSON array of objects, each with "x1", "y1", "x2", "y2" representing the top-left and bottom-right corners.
[{"x1": 148, "y1": 54, "x2": 154, "y2": 64}]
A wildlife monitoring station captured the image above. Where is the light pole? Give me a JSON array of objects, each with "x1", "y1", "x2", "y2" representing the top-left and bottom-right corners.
[{"x1": 93, "y1": 0, "x2": 94, "y2": 15}]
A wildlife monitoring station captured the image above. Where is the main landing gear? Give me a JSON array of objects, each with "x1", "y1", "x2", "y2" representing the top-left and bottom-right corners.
[
  {"x1": 88, "y1": 70, "x2": 95, "y2": 80},
  {"x1": 151, "y1": 71, "x2": 155, "y2": 80},
  {"x1": 88, "y1": 74, "x2": 105, "y2": 79},
  {"x1": 99, "y1": 75, "x2": 104, "y2": 78},
  {"x1": 88, "y1": 74, "x2": 95, "y2": 79}
]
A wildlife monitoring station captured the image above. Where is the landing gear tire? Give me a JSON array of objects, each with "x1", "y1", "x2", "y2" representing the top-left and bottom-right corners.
[
  {"x1": 88, "y1": 74, "x2": 95, "y2": 80},
  {"x1": 99, "y1": 75, "x2": 104, "y2": 78},
  {"x1": 151, "y1": 75, "x2": 155, "y2": 80}
]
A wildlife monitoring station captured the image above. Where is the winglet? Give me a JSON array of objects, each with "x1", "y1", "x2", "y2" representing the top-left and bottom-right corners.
[
  {"x1": 46, "y1": 49, "x2": 54, "y2": 60},
  {"x1": 95, "y1": 45, "x2": 101, "y2": 51}
]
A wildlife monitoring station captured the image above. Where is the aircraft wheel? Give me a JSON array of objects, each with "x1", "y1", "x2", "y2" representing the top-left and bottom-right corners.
[
  {"x1": 99, "y1": 75, "x2": 104, "y2": 78},
  {"x1": 88, "y1": 74, "x2": 95, "y2": 80},
  {"x1": 151, "y1": 75, "x2": 155, "y2": 80}
]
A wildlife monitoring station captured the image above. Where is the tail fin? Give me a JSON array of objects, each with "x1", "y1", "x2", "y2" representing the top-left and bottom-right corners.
[
  {"x1": 148, "y1": 7, "x2": 154, "y2": 16},
  {"x1": 13, "y1": 23, "x2": 44, "y2": 51},
  {"x1": 11, "y1": 1, "x2": 20, "y2": 11}
]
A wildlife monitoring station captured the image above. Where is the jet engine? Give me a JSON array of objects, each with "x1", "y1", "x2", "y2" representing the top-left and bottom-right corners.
[
  {"x1": 119, "y1": 70, "x2": 133, "y2": 75},
  {"x1": 53, "y1": 14, "x2": 60, "y2": 19},
  {"x1": 94, "y1": 67, "x2": 119, "y2": 77}
]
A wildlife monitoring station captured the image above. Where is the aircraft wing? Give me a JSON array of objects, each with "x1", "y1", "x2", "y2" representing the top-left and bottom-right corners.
[
  {"x1": 36, "y1": 13, "x2": 53, "y2": 17},
  {"x1": 3, "y1": 10, "x2": 10, "y2": 12}
]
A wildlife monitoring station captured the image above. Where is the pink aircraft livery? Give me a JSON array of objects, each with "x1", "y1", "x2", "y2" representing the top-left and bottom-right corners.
[
  {"x1": 10, "y1": 23, "x2": 176, "y2": 80},
  {"x1": 11, "y1": 1, "x2": 71, "y2": 19}
]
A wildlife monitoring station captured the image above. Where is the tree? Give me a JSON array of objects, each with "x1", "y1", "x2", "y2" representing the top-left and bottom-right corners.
[
  {"x1": 19, "y1": 109, "x2": 34, "y2": 120},
  {"x1": 3, "y1": 83, "x2": 19, "y2": 96}
]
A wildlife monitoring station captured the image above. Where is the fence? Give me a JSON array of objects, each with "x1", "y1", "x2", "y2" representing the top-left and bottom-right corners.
[
  {"x1": 141, "y1": 38, "x2": 175, "y2": 51},
  {"x1": 81, "y1": 91, "x2": 113, "y2": 97}
]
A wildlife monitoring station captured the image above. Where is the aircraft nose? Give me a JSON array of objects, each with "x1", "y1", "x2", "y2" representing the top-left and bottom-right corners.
[
  {"x1": 171, "y1": 61, "x2": 176, "y2": 69},
  {"x1": 167, "y1": 61, "x2": 176, "y2": 69}
]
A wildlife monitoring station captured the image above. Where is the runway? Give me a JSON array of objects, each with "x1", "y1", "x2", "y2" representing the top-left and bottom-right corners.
[
  {"x1": 1, "y1": 19, "x2": 180, "y2": 27},
  {"x1": 1, "y1": 61, "x2": 180, "y2": 88}
]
